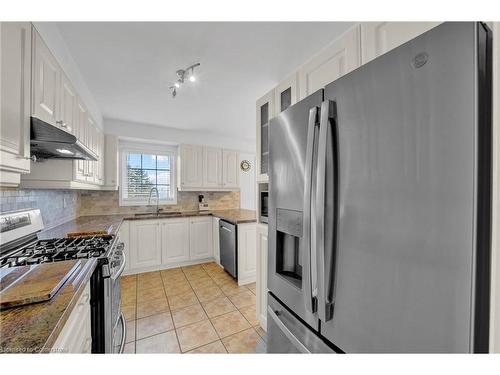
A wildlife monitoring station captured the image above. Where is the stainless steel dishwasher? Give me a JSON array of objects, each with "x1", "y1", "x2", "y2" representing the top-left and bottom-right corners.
[{"x1": 219, "y1": 220, "x2": 237, "y2": 278}]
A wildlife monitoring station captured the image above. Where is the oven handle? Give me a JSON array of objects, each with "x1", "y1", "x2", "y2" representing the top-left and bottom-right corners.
[
  {"x1": 111, "y1": 249, "x2": 126, "y2": 281},
  {"x1": 118, "y1": 313, "x2": 126, "y2": 354}
]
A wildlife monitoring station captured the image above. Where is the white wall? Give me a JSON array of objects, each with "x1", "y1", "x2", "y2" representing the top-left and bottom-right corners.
[
  {"x1": 32, "y1": 22, "x2": 103, "y2": 128},
  {"x1": 239, "y1": 153, "x2": 256, "y2": 210},
  {"x1": 105, "y1": 118, "x2": 256, "y2": 153}
]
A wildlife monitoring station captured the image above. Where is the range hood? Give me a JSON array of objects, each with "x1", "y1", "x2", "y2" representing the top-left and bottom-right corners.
[{"x1": 30, "y1": 117, "x2": 97, "y2": 161}]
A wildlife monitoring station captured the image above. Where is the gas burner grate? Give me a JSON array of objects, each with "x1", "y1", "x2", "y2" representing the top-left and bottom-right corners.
[{"x1": 0, "y1": 235, "x2": 115, "y2": 268}]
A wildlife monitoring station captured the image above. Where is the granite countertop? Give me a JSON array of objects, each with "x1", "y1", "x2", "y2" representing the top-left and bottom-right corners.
[
  {"x1": 1, "y1": 209, "x2": 255, "y2": 351},
  {"x1": 38, "y1": 209, "x2": 256, "y2": 239},
  {"x1": 0, "y1": 258, "x2": 97, "y2": 353},
  {"x1": 38, "y1": 215, "x2": 126, "y2": 240}
]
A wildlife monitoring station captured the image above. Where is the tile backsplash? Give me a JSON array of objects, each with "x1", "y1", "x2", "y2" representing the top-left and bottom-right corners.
[
  {"x1": 78, "y1": 190, "x2": 240, "y2": 216},
  {"x1": 0, "y1": 189, "x2": 79, "y2": 229},
  {"x1": 0, "y1": 188, "x2": 240, "y2": 229}
]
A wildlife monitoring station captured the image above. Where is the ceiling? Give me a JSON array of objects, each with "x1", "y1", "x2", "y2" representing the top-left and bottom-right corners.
[{"x1": 56, "y1": 22, "x2": 353, "y2": 142}]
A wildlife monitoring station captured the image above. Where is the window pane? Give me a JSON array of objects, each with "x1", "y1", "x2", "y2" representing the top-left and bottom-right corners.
[
  {"x1": 157, "y1": 186, "x2": 171, "y2": 200},
  {"x1": 127, "y1": 168, "x2": 150, "y2": 186},
  {"x1": 122, "y1": 150, "x2": 175, "y2": 204},
  {"x1": 127, "y1": 153, "x2": 141, "y2": 168},
  {"x1": 142, "y1": 154, "x2": 157, "y2": 169},
  {"x1": 143, "y1": 170, "x2": 156, "y2": 185},
  {"x1": 157, "y1": 155, "x2": 170, "y2": 170},
  {"x1": 156, "y1": 170, "x2": 170, "y2": 185}
]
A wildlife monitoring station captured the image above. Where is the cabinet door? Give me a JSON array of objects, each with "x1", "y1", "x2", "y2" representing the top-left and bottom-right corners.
[
  {"x1": 97, "y1": 133, "x2": 105, "y2": 185},
  {"x1": 85, "y1": 119, "x2": 95, "y2": 183},
  {"x1": 118, "y1": 221, "x2": 131, "y2": 273},
  {"x1": 361, "y1": 22, "x2": 441, "y2": 64},
  {"x1": 161, "y1": 218, "x2": 190, "y2": 265},
  {"x1": 180, "y1": 144, "x2": 203, "y2": 188},
  {"x1": 0, "y1": 22, "x2": 31, "y2": 186},
  {"x1": 32, "y1": 29, "x2": 60, "y2": 126},
  {"x1": 130, "y1": 220, "x2": 161, "y2": 269},
  {"x1": 298, "y1": 25, "x2": 361, "y2": 99},
  {"x1": 212, "y1": 217, "x2": 221, "y2": 265},
  {"x1": 59, "y1": 73, "x2": 76, "y2": 134},
  {"x1": 256, "y1": 225, "x2": 268, "y2": 330},
  {"x1": 189, "y1": 218, "x2": 213, "y2": 260},
  {"x1": 104, "y1": 134, "x2": 118, "y2": 188},
  {"x1": 256, "y1": 90, "x2": 274, "y2": 182},
  {"x1": 237, "y1": 223, "x2": 257, "y2": 286},
  {"x1": 222, "y1": 149, "x2": 239, "y2": 188},
  {"x1": 274, "y1": 72, "x2": 299, "y2": 114},
  {"x1": 74, "y1": 101, "x2": 87, "y2": 182},
  {"x1": 202, "y1": 146, "x2": 222, "y2": 188}
]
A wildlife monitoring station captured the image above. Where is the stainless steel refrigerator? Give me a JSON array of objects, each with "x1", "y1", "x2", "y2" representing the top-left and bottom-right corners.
[{"x1": 267, "y1": 22, "x2": 492, "y2": 353}]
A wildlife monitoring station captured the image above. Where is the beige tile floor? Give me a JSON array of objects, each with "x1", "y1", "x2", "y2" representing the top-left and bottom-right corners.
[{"x1": 120, "y1": 262, "x2": 267, "y2": 354}]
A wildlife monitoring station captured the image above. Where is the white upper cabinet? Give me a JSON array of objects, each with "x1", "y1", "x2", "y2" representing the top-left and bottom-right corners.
[
  {"x1": 180, "y1": 144, "x2": 203, "y2": 188},
  {"x1": 103, "y1": 134, "x2": 118, "y2": 190},
  {"x1": 274, "y1": 72, "x2": 299, "y2": 114},
  {"x1": 189, "y1": 217, "x2": 213, "y2": 261},
  {"x1": 256, "y1": 90, "x2": 274, "y2": 183},
  {"x1": 59, "y1": 72, "x2": 76, "y2": 134},
  {"x1": 179, "y1": 144, "x2": 239, "y2": 191},
  {"x1": 298, "y1": 25, "x2": 361, "y2": 99},
  {"x1": 222, "y1": 149, "x2": 239, "y2": 188},
  {"x1": 161, "y1": 218, "x2": 190, "y2": 265},
  {"x1": 202, "y1": 146, "x2": 222, "y2": 188},
  {"x1": 0, "y1": 22, "x2": 32, "y2": 187},
  {"x1": 130, "y1": 220, "x2": 162, "y2": 269},
  {"x1": 360, "y1": 22, "x2": 441, "y2": 64},
  {"x1": 32, "y1": 29, "x2": 60, "y2": 126}
]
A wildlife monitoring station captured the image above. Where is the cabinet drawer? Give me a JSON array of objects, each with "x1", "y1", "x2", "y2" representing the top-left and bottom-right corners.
[{"x1": 51, "y1": 282, "x2": 91, "y2": 353}]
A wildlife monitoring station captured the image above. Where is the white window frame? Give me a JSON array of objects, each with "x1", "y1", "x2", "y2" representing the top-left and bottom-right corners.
[{"x1": 119, "y1": 142, "x2": 178, "y2": 207}]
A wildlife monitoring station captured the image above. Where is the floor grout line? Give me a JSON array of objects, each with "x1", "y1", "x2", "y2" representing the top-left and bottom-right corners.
[{"x1": 122, "y1": 264, "x2": 259, "y2": 354}]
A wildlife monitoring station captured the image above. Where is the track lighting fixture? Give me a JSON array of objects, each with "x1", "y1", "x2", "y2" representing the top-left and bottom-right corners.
[{"x1": 169, "y1": 63, "x2": 200, "y2": 98}]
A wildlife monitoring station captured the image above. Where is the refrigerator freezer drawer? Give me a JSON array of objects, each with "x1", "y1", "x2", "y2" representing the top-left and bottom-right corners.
[{"x1": 267, "y1": 293, "x2": 334, "y2": 353}]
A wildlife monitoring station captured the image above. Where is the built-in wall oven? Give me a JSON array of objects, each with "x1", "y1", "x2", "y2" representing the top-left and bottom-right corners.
[{"x1": 259, "y1": 184, "x2": 269, "y2": 223}]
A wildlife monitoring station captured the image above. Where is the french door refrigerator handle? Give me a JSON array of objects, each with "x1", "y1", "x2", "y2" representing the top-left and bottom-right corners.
[
  {"x1": 316, "y1": 100, "x2": 337, "y2": 323},
  {"x1": 303, "y1": 106, "x2": 319, "y2": 314}
]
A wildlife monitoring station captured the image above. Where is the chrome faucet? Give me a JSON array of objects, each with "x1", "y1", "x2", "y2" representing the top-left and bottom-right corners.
[{"x1": 148, "y1": 187, "x2": 162, "y2": 215}]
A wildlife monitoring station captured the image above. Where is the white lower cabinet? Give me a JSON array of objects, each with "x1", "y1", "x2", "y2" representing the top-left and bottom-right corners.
[
  {"x1": 52, "y1": 282, "x2": 91, "y2": 353},
  {"x1": 125, "y1": 216, "x2": 215, "y2": 274},
  {"x1": 189, "y1": 217, "x2": 213, "y2": 261},
  {"x1": 256, "y1": 224, "x2": 268, "y2": 331},
  {"x1": 129, "y1": 220, "x2": 162, "y2": 269},
  {"x1": 161, "y1": 218, "x2": 190, "y2": 265},
  {"x1": 237, "y1": 223, "x2": 257, "y2": 286},
  {"x1": 118, "y1": 221, "x2": 130, "y2": 273},
  {"x1": 212, "y1": 217, "x2": 221, "y2": 265}
]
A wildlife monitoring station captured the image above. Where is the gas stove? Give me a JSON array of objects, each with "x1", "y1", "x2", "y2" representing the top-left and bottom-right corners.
[
  {"x1": 0, "y1": 209, "x2": 126, "y2": 353},
  {"x1": 0, "y1": 235, "x2": 115, "y2": 268}
]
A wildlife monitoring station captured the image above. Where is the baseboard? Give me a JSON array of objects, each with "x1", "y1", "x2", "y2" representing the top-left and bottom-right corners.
[
  {"x1": 122, "y1": 257, "x2": 220, "y2": 276},
  {"x1": 237, "y1": 273, "x2": 256, "y2": 286}
]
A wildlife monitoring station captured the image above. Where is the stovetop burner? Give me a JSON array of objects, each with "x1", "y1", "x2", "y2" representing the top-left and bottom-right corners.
[{"x1": 0, "y1": 235, "x2": 115, "y2": 268}]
